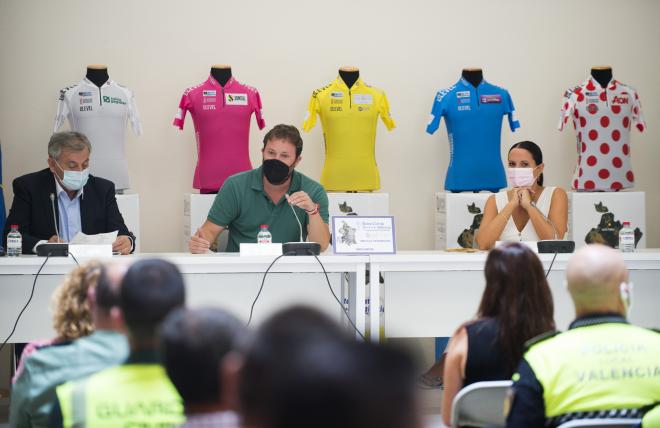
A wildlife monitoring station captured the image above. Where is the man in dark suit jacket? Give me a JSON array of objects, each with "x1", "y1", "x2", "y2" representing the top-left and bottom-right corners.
[{"x1": 3, "y1": 131, "x2": 135, "y2": 254}]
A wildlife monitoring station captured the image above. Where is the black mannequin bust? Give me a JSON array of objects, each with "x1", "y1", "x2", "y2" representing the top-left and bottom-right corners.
[
  {"x1": 462, "y1": 68, "x2": 483, "y2": 87},
  {"x1": 211, "y1": 66, "x2": 232, "y2": 86},
  {"x1": 591, "y1": 67, "x2": 613, "y2": 88},
  {"x1": 339, "y1": 68, "x2": 360, "y2": 89},
  {"x1": 86, "y1": 66, "x2": 109, "y2": 87}
]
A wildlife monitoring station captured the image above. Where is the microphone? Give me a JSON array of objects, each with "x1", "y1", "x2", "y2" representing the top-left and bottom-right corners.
[
  {"x1": 50, "y1": 193, "x2": 60, "y2": 239},
  {"x1": 282, "y1": 193, "x2": 321, "y2": 256},
  {"x1": 532, "y1": 202, "x2": 575, "y2": 254},
  {"x1": 36, "y1": 194, "x2": 69, "y2": 257}
]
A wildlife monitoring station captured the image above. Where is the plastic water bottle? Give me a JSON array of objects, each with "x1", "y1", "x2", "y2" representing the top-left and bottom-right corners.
[
  {"x1": 257, "y1": 224, "x2": 272, "y2": 244},
  {"x1": 619, "y1": 221, "x2": 635, "y2": 253},
  {"x1": 7, "y1": 225, "x2": 22, "y2": 257}
]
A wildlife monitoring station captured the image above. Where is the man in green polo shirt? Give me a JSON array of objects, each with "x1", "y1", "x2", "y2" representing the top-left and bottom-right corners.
[{"x1": 189, "y1": 124, "x2": 330, "y2": 253}]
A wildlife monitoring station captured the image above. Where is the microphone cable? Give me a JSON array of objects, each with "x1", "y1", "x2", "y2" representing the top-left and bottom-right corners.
[
  {"x1": 246, "y1": 251, "x2": 366, "y2": 341},
  {"x1": 545, "y1": 251, "x2": 558, "y2": 279}
]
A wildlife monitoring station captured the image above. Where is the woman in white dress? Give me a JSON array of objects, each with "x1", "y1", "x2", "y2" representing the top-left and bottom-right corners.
[{"x1": 476, "y1": 141, "x2": 568, "y2": 250}]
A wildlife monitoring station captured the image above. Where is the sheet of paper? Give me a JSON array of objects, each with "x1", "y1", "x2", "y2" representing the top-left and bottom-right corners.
[{"x1": 70, "y1": 230, "x2": 118, "y2": 245}]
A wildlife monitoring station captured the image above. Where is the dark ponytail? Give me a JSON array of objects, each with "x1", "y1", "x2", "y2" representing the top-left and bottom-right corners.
[{"x1": 509, "y1": 141, "x2": 544, "y2": 186}]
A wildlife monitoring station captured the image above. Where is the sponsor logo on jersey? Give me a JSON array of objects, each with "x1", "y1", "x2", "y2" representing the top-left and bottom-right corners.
[
  {"x1": 79, "y1": 106, "x2": 93, "y2": 112},
  {"x1": 226, "y1": 93, "x2": 248, "y2": 105},
  {"x1": 203, "y1": 104, "x2": 216, "y2": 110},
  {"x1": 357, "y1": 106, "x2": 370, "y2": 112},
  {"x1": 456, "y1": 91, "x2": 470, "y2": 98},
  {"x1": 352, "y1": 94, "x2": 373, "y2": 105},
  {"x1": 458, "y1": 98, "x2": 471, "y2": 105},
  {"x1": 80, "y1": 97, "x2": 93, "y2": 104},
  {"x1": 587, "y1": 104, "x2": 599, "y2": 114},
  {"x1": 587, "y1": 98, "x2": 599, "y2": 104},
  {"x1": 102, "y1": 96, "x2": 127, "y2": 105},
  {"x1": 480, "y1": 94, "x2": 502, "y2": 104},
  {"x1": 585, "y1": 91, "x2": 599, "y2": 96},
  {"x1": 458, "y1": 105, "x2": 471, "y2": 111},
  {"x1": 330, "y1": 106, "x2": 343, "y2": 112},
  {"x1": 79, "y1": 91, "x2": 92, "y2": 97},
  {"x1": 204, "y1": 97, "x2": 216, "y2": 103},
  {"x1": 203, "y1": 90, "x2": 217, "y2": 97},
  {"x1": 612, "y1": 96, "x2": 629, "y2": 105},
  {"x1": 330, "y1": 92, "x2": 344, "y2": 98},
  {"x1": 331, "y1": 99, "x2": 343, "y2": 105}
]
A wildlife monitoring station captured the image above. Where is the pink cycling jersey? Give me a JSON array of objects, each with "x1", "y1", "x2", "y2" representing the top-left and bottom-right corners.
[{"x1": 173, "y1": 76, "x2": 265, "y2": 191}]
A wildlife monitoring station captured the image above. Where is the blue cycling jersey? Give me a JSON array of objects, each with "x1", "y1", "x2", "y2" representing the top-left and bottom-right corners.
[{"x1": 427, "y1": 78, "x2": 520, "y2": 192}]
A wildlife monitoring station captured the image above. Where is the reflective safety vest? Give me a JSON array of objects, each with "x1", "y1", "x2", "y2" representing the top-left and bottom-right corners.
[
  {"x1": 56, "y1": 363, "x2": 184, "y2": 427},
  {"x1": 523, "y1": 321, "x2": 660, "y2": 425}
]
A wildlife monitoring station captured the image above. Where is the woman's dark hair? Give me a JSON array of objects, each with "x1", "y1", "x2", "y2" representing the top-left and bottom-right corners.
[
  {"x1": 477, "y1": 242, "x2": 555, "y2": 373},
  {"x1": 509, "y1": 140, "x2": 544, "y2": 185}
]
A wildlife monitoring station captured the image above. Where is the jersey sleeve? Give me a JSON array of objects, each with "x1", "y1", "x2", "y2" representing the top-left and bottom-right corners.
[
  {"x1": 426, "y1": 90, "x2": 448, "y2": 135},
  {"x1": 378, "y1": 91, "x2": 396, "y2": 131},
  {"x1": 632, "y1": 90, "x2": 646, "y2": 133},
  {"x1": 558, "y1": 89, "x2": 575, "y2": 131},
  {"x1": 302, "y1": 92, "x2": 319, "y2": 132},
  {"x1": 127, "y1": 89, "x2": 142, "y2": 137},
  {"x1": 172, "y1": 93, "x2": 191, "y2": 130},
  {"x1": 505, "y1": 90, "x2": 520, "y2": 132},
  {"x1": 53, "y1": 87, "x2": 71, "y2": 131},
  {"x1": 253, "y1": 90, "x2": 266, "y2": 130}
]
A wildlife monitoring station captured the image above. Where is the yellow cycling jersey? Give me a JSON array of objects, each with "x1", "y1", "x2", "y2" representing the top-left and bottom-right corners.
[{"x1": 302, "y1": 77, "x2": 395, "y2": 191}]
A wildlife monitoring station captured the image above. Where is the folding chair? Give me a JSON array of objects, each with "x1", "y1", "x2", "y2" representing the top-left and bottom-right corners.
[{"x1": 450, "y1": 380, "x2": 512, "y2": 428}]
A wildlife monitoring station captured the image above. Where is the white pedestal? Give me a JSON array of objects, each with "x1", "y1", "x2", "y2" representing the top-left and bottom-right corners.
[
  {"x1": 569, "y1": 191, "x2": 646, "y2": 249},
  {"x1": 183, "y1": 194, "x2": 229, "y2": 252},
  {"x1": 435, "y1": 192, "x2": 493, "y2": 250},
  {"x1": 327, "y1": 192, "x2": 389, "y2": 340},
  {"x1": 116, "y1": 194, "x2": 140, "y2": 253}
]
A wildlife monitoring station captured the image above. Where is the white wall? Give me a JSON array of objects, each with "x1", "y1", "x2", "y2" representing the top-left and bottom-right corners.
[{"x1": 1, "y1": 0, "x2": 658, "y2": 252}]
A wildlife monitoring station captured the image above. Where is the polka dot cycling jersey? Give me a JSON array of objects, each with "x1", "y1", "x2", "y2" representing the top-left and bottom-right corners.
[{"x1": 559, "y1": 77, "x2": 645, "y2": 191}]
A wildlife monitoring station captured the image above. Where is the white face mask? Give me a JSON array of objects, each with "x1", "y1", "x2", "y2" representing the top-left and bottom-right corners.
[
  {"x1": 507, "y1": 167, "x2": 536, "y2": 188},
  {"x1": 55, "y1": 160, "x2": 89, "y2": 191}
]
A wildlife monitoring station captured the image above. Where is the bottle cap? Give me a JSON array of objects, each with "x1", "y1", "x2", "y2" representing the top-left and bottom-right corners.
[
  {"x1": 260, "y1": 224, "x2": 268, "y2": 229},
  {"x1": 10, "y1": 224, "x2": 18, "y2": 229},
  {"x1": 623, "y1": 221, "x2": 631, "y2": 227}
]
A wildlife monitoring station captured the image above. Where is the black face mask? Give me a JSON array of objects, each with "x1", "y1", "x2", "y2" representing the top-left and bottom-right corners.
[{"x1": 262, "y1": 158, "x2": 293, "y2": 185}]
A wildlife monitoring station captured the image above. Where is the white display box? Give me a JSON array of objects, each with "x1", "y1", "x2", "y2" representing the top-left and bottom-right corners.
[
  {"x1": 569, "y1": 191, "x2": 646, "y2": 249},
  {"x1": 435, "y1": 192, "x2": 493, "y2": 250},
  {"x1": 116, "y1": 194, "x2": 140, "y2": 253},
  {"x1": 183, "y1": 194, "x2": 229, "y2": 252}
]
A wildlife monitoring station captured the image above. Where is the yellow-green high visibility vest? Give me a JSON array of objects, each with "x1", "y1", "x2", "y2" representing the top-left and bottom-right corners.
[
  {"x1": 56, "y1": 364, "x2": 184, "y2": 427},
  {"x1": 524, "y1": 321, "x2": 660, "y2": 423}
]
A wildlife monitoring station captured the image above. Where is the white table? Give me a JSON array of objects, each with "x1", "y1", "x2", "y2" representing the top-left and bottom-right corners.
[
  {"x1": 0, "y1": 253, "x2": 367, "y2": 342},
  {"x1": 369, "y1": 250, "x2": 660, "y2": 342}
]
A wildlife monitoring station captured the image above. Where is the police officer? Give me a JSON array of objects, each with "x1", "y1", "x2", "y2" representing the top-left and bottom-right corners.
[
  {"x1": 50, "y1": 259, "x2": 186, "y2": 427},
  {"x1": 506, "y1": 244, "x2": 660, "y2": 428}
]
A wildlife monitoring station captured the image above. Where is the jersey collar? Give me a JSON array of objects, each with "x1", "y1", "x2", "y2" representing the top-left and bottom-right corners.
[
  {"x1": 82, "y1": 77, "x2": 113, "y2": 88},
  {"x1": 458, "y1": 77, "x2": 488, "y2": 89},
  {"x1": 569, "y1": 313, "x2": 628, "y2": 330},
  {"x1": 584, "y1": 76, "x2": 620, "y2": 92},
  {"x1": 335, "y1": 76, "x2": 364, "y2": 91},
  {"x1": 208, "y1": 75, "x2": 237, "y2": 89}
]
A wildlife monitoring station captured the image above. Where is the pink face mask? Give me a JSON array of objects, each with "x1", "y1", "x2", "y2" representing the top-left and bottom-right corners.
[{"x1": 507, "y1": 167, "x2": 536, "y2": 187}]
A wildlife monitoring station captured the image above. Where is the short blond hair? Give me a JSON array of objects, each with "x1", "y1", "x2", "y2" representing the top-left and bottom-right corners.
[{"x1": 51, "y1": 260, "x2": 102, "y2": 341}]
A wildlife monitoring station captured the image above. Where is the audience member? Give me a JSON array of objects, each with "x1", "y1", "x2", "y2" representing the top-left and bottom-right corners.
[
  {"x1": 441, "y1": 242, "x2": 555, "y2": 426},
  {"x1": 160, "y1": 307, "x2": 246, "y2": 428},
  {"x1": 10, "y1": 261, "x2": 129, "y2": 428},
  {"x1": 239, "y1": 306, "x2": 422, "y2": 428},
  {"x1": 507, "y1": 244, "x2": 660, "y2": 427},
  {"x1": 50, "y1": 259, "x2": 186, "y2": 428}
]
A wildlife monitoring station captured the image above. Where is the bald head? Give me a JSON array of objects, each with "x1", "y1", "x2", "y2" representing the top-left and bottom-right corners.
[{"x1": 566, "y1": 244, "x2": 629, "y2": 316}]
